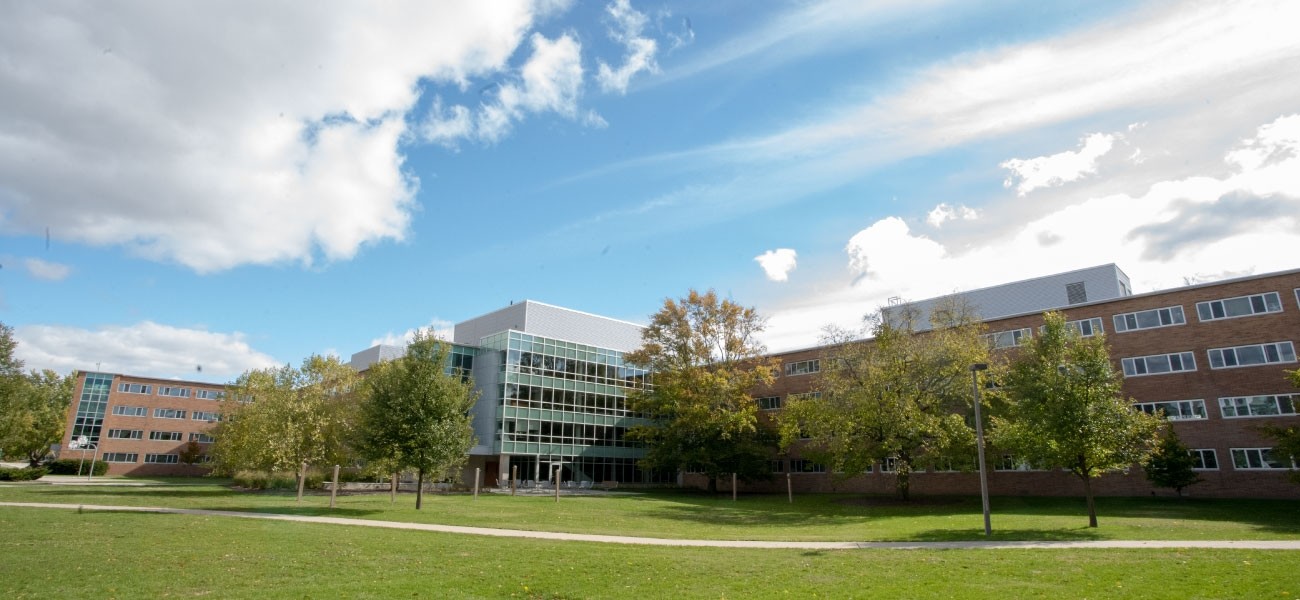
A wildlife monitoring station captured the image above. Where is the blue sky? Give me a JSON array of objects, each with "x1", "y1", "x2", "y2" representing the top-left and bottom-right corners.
[{"x1": 3, "y1": 0, "x2": 1299, "y2": 382}]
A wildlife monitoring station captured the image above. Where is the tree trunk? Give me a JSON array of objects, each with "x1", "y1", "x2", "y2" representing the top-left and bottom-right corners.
[
  {"x1": 896, "y1": 472, "x2": 910, "y2": 501},
  {"x1": 390, "y1": 471, "x2": 398, "y2": 504},
  {"x1": 1081, "y1": 473, "x2": 1097, "y2": 528},
  {"x1": 707, "y1": 476, "x2": 718, "y2": 494},
  {"x1": 416, "y1": 468, "x2": 424, "y2": 510}
]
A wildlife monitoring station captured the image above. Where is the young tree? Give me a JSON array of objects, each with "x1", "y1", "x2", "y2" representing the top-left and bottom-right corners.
[
  {"x1": 358, "y1": 330, "x2": 477, "y2": 510},
  {"x1": 0, "y1": 324, "x2": 76, "y2": 466},
  {"x1": 626, "y1": 290, "x2": 780, "y2": 493},
  {"x1": 211, "y1": 355, "x2": 361, "y2": 475},
  {"x1": 991, "y1": 311, "x2": 1163, "y2": 527},
  {"x1": 779, "y1": 301, "x2": 987, "y2": 500},
  {"x1": 178, "y1": 440, "x2": 205, "y2": 466},
  {"x1": 1143, "y1": 428, "x2": 1202, "y2": 496}
]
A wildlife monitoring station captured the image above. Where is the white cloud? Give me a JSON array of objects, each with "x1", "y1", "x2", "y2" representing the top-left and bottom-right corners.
[
  {"x1": 754, "y1": 249, "x2": 798, "y2": 282},
  {"x1": 23, "y1": 257, "x2": 71, "y2": 281},
  {"x1": 760, "y1": 113, "x2": 1300, "y2": 351},
  {"x1": 0, "y1": 2, "x2": 546, "y2": 272},
  {"x1": 596, "y1": 0, "x2": 659, "y2": 94},
  {"x1": 925, "y1": 203, "x2": 978, "y2": 227},
  {"x1": 1001, "y1": 133, "x2": 1115, "y2": 195},
  {"x1": 369, "y1": 318, "x2": 456, "y2": 348},
  {"x1": 419, "y1": 32, "x2": 586, "y2": 146},
  {"x1": 14, "y1": 322, "x2": 279, "y2": 381}
]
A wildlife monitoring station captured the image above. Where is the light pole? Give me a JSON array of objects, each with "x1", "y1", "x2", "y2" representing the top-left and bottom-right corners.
[{"x1": 970, "y1": 363, "x2": 991, "y2": 536}]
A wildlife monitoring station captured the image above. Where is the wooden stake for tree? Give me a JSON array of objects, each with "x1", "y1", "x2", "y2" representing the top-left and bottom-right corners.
[
  {"x1": 474, "y1": 467, "x2": 480, "y2": 499},
  {"x1": 511, "y1": 465, "x2": 517, "y2": 496},
  {"x1": 732, "y1": 473, "x2": 737, "y2": 501},
  {"x1": 786, "y1": 472, "x2": 793, "y2": 504}
]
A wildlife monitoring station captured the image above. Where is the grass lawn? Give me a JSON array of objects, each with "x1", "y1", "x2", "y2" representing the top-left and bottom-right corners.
[
  {"x1": 2, "y1": 507, "x2": 1297, "y2": 599},
  {"x1": 1, "y1": 479, "x2": 1298, "y2": 542}
]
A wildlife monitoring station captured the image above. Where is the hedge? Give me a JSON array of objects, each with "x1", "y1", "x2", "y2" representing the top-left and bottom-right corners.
[
  {"x1": 0, "y1": 466, "x2": 48, "y2": 481},
  {"x1": 45, "y1": 458, "x2": 108, "y2": 476}
]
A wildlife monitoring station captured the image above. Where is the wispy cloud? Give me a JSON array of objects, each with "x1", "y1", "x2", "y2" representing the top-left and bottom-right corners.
[
  {"x1": 596, "y1": 0, "x2": 659, "y2": 94},
  {"x1": 23, "y1": 257, "x2": 71, "y2": 281},
  {"x1": 1002, "y1": 133, "x2": 1115, "y2": 195}
]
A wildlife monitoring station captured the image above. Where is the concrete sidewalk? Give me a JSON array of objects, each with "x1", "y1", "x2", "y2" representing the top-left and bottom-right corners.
[{"x1": 4, "y1": 501, "x2": 1299, "y2": 550}]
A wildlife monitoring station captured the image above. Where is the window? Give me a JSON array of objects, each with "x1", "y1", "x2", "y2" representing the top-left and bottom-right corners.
[
  {"x1": 195, "y1": 389, "x2": 225, "y2": 400},
  {"x1": 755, "y1": 396, "x2": 782, "y2": 411},
  {"x1": 879, "y1": 457, "x2": 923, "y2": 473},
  {"x1": 149, "y1": 431, "x2": 182, "y2": 441},
  {"x1": 1208, "y1": 342, "x2": 1296, "y2": 369},
  {"x1": 994, "y1": 455, "x2": 1044, "y2": 471},
  {"x1": 144, "y1": 453, "x2": 180, "y2": 464},
  {"x1": 789, "y1": 459, "x2": 826, "y2": 473},
  {"x1": 1219, "y1": 394, "x2": 1298, "y2": 418},
  {"x1": 784, "y1": 359, "x2": 820, "y2": 376},
  {"x1": 111, "y1": 405, "x2": 147, "y2": 417},
  {"x1": 158, "y1": 386, "x2": 191, "y2": 398},
  {"x1": 788, "y1": 392, "x2": 822, "y2": 402},
  {"x1": 153, "y1": 408, "x2": 186, "y2": 419},
  {"x1": 1047, "y1": 317, "x2": 1104, "y2": 338},
  {"x1": 983, "y1": 328, "x2": 1031, "y2": 349},
  {"x1": 1134, "y1": 399, "x2": 1206, "y2": 420},
  {"x1": 1112, "y1": 306, "x2": 1186, "y2": 333},
  {"x1": 117, "y1": 383, "x2": 152, "y2": 395},
  {"x1": 191, "y1": 411, "x2": 222, "y2": 422},
  {"x1": 1230, "y1": 448, "x2": 1291, "y2": 470},
  {"x1": 1196, "y1": 292, "x2": 1282, "y2": 322},
  {"x1": 1121, "y1": 352, "x2": 1196, "y2": 377},
  {"x1": 189, "y1": 432, "x2": 215, "y2": 443},
  {"x1": 106, "y1": 429, "x2": 143, "y2": 440},
  {"x1": 769, "y1": 460, "x2": 785, "y2": 473},
  {"x1": 1190, "y1": 449, "x2": 1218, "y2": 471},
  {"x1": 1295, "y1": 288, "x2": 1300, "y2": 310},
  {"x1": 103, "y1": 453, "x2": 139, "y2": 463}
]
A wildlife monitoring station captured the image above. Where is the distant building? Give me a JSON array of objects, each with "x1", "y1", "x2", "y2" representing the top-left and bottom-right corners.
[{"x1": 737, "y1": 266, "x2": 1300, "y2": 498}]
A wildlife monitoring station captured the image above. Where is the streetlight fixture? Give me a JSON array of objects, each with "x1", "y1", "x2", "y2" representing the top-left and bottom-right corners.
[{"x1": 969, "y1": 363, "x2": 991, "y2": 536}]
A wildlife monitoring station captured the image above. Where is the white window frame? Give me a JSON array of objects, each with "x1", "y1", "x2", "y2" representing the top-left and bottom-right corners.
[
  {"x1": 152, "y1": 408, "x2": 187, "y2": 419},
  {"x1": 1196, "y1": 291, "x2": 1283, "y2": 322},
  {"x1": 106, "y1": 428, "x2": 143, "y2": 440},
  {"x1": 103, "y1": 452, "x2": 139, "y2": 463},
  {"x1": 111, "y1": 405, "x2": 147, "y2": 417},
  {"x1": 1133, "y1": 399, "x2": 1207, "y2": 420},
  {"x1": 1219, "y1": 394, "x2": 1298, "y2": 418},
  {"x1": 788, "y1": 392, "x2": 822, "y2": 402},
  {"x1": 1121, "y1": 352, "x2": 1197, "y2": 377},
  {"x1": 1190, "y1": 449, "x2": 1218, "y2": 471},
  {"x1": 984, "y1": 328, "x2": 1031, "y2": 349},
  {"x1": 1112, "y1": 305, "x2": 1186, "y2": 333},
  {"x1": 117, "y1": 383, "x2": 152, "y2": 395},
  {"x1": 755, "y1": 396, "x2": 782, "y2": 411},
  {"x1": 144, "y1": 453, "x2": 180, "y2": 465},
  {"x1": 1230, "y1": 448, "x2": 1292, "y2": 470},
  {"x1": 789, "y1": 459, "x2": 826, "y2": 474},
  {"x1": 784, "y1": 359, "x2": 820, "y2": 376},
  {"x1": 195, "y1": 389, "x2": 225, "y2": 400},
  {"x1": 189, "y1": 432, "x2": 215, "y2": 443},
  {"x1": 158, "y1": 386, "x2": 191, "y2": 398},
  {"x1": 149, "y1": 431, "x2": 182, "y2": 441},
  {"x1": 1062, "y1": 317, "x2": 1103, "y2": 338},
  {"x1": 1208, "y1": 341, "x2": 1296, "y2": 369}
]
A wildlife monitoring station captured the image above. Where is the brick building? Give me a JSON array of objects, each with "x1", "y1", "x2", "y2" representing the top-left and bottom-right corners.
[
  {"x1": 692, "y1": 265, "x2": 1300, "y2": 498},
  {"x1": 60, "y1": 373, "x2": 226, "y2": 476}
]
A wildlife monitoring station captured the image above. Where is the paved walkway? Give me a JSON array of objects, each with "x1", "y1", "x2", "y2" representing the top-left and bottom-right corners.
[{"x1": 3, "y1": 501, "x2": 1299, "y2": 550}]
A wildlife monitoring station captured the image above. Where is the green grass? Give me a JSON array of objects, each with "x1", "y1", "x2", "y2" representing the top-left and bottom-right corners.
[
  {"x1": 2, "y1": 480, "x2": 1298, "y2": 542},
  {"x1": 1, "y1": 507, "x2": 1296, "y2": 599}
]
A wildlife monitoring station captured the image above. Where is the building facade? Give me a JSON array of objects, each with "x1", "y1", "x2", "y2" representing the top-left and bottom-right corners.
[
  {"x1": 60, "y1": 373, "x2": 227, "y2": 475},
  {"x1": 716, "y1": 266, "x2": 1300, "y2": 498}
]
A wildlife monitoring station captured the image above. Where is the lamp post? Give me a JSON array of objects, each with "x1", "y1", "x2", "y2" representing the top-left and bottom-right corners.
[{"x1": 970, "y1": 363, "x2": 991, "y2": 536}]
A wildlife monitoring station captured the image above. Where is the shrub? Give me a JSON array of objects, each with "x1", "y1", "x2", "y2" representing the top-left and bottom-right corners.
[
  {"x1": 0, "y1": 466, "x2": 48, "y2": 481},
  {"x1": 45, "y1": 458, "x2": 108, "y2": 476},
  {"x1": 233, "y1": 470, "x2": 324, "y2": 490}
]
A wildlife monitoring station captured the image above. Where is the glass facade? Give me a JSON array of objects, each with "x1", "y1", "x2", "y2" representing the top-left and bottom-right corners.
[
  {"x1": 476, "y1": 330, "x2": 670, "y2": 484},
  {"x1": 71, "y1": 373, "x2": 113, "y2": 443}
]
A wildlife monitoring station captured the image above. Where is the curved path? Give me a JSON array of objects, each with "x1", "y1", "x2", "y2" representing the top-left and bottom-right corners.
[{"x1": 3, "y1": 501, "x2": 1298, "y2": 550}]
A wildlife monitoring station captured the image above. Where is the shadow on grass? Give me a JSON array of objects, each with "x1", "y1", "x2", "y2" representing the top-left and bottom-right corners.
[
  {"x1": 74, "y1": 505, "x2": 386, "y2": 519},
  {"x1": 904, "y1": 527, "x2": 1105, "y2": 542}
]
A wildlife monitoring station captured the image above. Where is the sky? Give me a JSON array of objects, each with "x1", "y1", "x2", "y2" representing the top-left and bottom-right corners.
[{"x1": 3, "y1": 0, "x2": 1300, "y2": 383}]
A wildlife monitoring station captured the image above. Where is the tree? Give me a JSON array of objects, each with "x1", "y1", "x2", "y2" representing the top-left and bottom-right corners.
[
  {"x1": 178, "y1": 440, "x2": 205, "y2": 466},
  {"x1": 1258, "y1": 368, "x2": 1300, "y2": 484},
  {"x1": 0, "y1": 324, "x2": 76, "y2": 466},
  {"x1": 779, "y1": 301, "x2": 987, "y2": 500},
  {"x1": 358, "y1": 330, "x2": 477, "y2": 510},
  {"x1": 1143, "y1": 428, "x2": 1202, "y2": 496},
  {"x1": 626, "y1": 290, "x2": 780, "y2": 493},
  {"x1": 211, "y1": 355, "x2": 361, "y2": 475},
  {"x1": 991, "y1": 311, "x2": 1163, "y2": 527}
]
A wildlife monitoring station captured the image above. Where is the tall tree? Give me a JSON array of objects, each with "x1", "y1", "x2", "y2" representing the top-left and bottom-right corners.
[
  {"x1": 358, "y1": 330, "x2": 477, "y2": 510},
  {"x1": 1143, "y1": 428, "x2": 1202, "y2": 496},
  {"x1": 0, "y1": 324, "x2": 76, "y2": 466},
  {"x1": 1258, "y1": 368, "x2": 1300, "y2": 484},
  {"x1": 991, "y1": 311, "x2": 1163, "y2": 527},
  {"x1": 211, "y1": 355, "x2": 361, "y2": 475},
  {"x1": 779, "y1": 301, "x2": 987, "y2": 499},
  {"x1": 626, "y1": 290, "x2": 779, "y2": 493}
]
